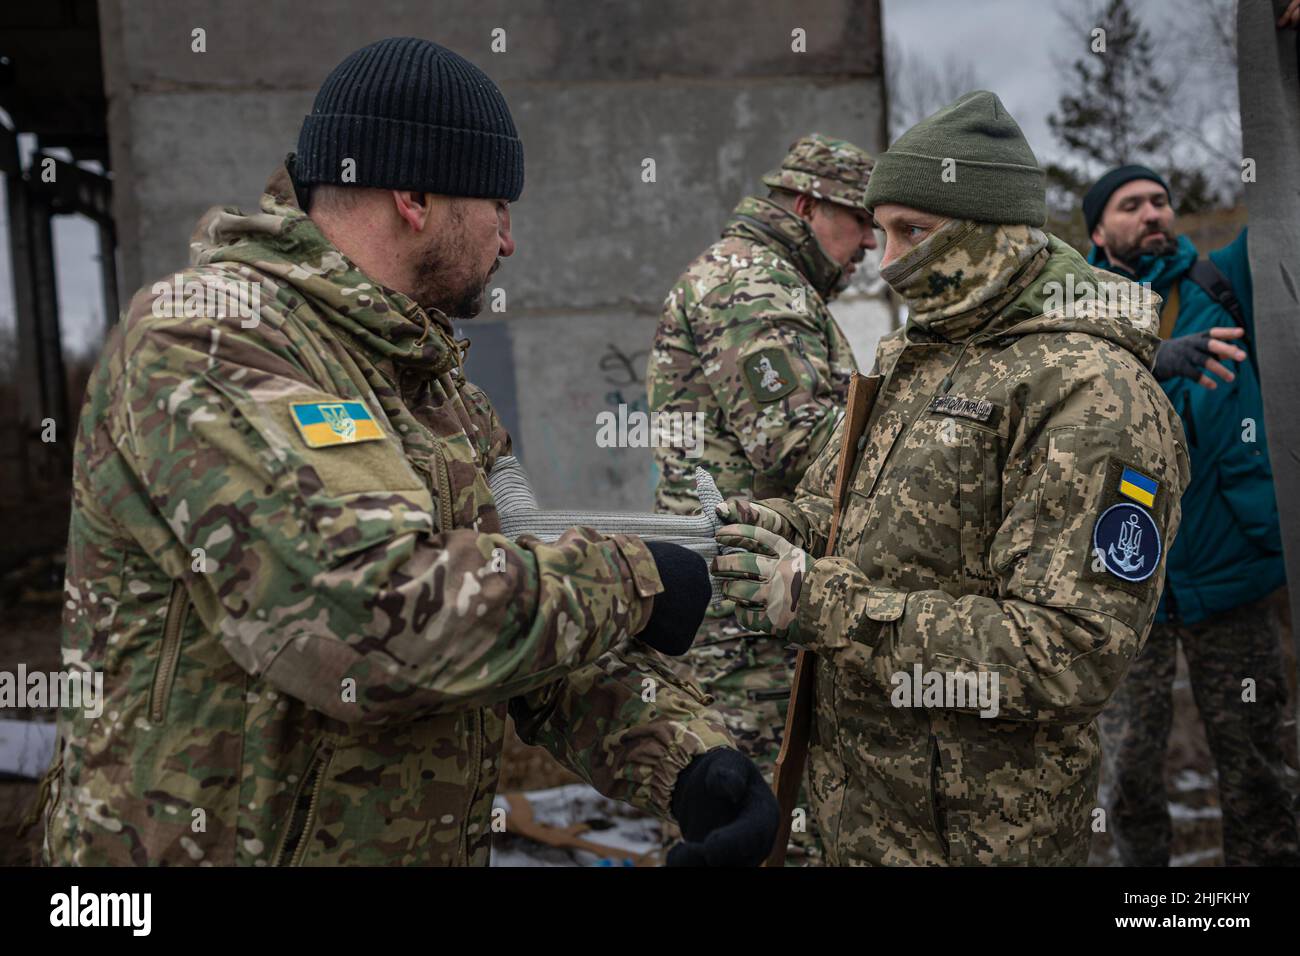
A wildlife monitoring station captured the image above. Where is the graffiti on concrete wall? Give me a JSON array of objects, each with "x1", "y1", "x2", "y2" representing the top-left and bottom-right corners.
[{"x1": 598, "y1": 341, "x2": 648, "y2": 416}]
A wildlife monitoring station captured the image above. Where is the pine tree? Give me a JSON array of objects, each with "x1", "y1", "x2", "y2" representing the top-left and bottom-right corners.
[
  {"x1": 1049, "y1": 0, "x2": 1170, "y2": 167},
  {"x1": 1047, "y1": 0, "x2": 1220, "y2": 219}
]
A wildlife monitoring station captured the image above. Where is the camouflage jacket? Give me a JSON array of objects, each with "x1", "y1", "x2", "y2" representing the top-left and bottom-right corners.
[
  {"x1": 647, "y1": 196, "x2": 857, "y2": 514},
  {"x1": 765, "y1": 225, "x2": 1190, "y2": 865},
  {"x1": 44, "y1": 165, "x2": 730, "y2": 866}
]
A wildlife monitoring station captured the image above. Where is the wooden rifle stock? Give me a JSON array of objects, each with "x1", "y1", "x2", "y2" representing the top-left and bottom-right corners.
[{"x1": 764, "y1": 371, "x2": 880, "y2": 867}]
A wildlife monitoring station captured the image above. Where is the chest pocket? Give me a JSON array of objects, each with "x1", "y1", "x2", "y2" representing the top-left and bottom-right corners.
[{"x1": 854, "y1": 410, "x2": 1002, "y2": 593}]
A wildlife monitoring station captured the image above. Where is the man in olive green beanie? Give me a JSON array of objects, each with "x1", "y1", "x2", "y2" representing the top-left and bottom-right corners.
[
  {"x1": 864, "y1": 90, "x2": 1046, "y2": 226},
  {"x1": 712, "y1": 91, "x2": 1190, "y2": 865}
]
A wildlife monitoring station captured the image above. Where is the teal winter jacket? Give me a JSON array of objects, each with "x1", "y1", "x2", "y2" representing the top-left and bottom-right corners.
[{"x1": 1089, "y1": 230, "x2": 1284, "y2": 623}]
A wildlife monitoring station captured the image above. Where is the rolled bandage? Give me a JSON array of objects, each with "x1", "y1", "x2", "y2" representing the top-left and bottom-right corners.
[{"x1": 487, "y1": 455, "x2": 727, "y2": 603}]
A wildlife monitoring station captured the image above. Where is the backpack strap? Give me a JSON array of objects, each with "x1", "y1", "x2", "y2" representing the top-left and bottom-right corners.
[
  {"x1": 1186, "y1": 258, "x2": 1245, "y2": 328},
  {"x1": 1185, "y1": 257, "x2": 1254, "y2": 366}
]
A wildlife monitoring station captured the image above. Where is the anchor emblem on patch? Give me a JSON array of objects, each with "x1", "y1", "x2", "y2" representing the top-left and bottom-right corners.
[
  {"x1": 1093, "y1": 503, "x2": 1160, "y2": 583},
  {"x1": 1108, "y1": 513, "x2": 1144, "y2": 575}
]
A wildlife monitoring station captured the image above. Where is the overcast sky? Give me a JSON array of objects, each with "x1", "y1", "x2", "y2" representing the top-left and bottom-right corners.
[
  {"x1": 0, "y1": 0, "x2": 1228, "y2": 360},
  {"x1": 885, "y1": 0, "x2": 1070, "y2": 158},
  {"x1": 882, "y1": 0, "x2": 1203, "y2": 166}
]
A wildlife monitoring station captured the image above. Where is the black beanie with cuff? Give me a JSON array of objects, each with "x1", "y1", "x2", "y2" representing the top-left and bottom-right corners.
[{"x1": 294, "y1": 36, "x2": 524, "y2": 202}]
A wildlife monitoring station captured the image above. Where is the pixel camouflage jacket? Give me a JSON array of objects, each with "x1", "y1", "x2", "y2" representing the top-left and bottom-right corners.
[{"x1": 765, "y1": 230, "x2": 1190, "y2": 865}]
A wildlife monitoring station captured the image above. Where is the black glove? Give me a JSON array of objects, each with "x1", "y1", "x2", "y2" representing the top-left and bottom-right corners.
[
  {"x1": 1152, "y1": 330, "x2": 1216, "y2": 382},
  {"x1": 667, "y1": 748, "x2": 780, "y2": 866},
  {"x1": 636, "y1": 541, "x2": 710, "y2": 656}
]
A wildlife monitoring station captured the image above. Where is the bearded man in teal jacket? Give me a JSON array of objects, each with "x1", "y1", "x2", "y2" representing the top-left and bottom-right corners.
[{"x1": 1086, "y1": 165, "x2": 1298, "y2": 866}]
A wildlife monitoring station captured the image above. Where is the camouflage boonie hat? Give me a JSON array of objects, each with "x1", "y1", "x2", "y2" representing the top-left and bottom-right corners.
[{"x1": 761, "y1": 133, "x2": 875, "y2": 213}]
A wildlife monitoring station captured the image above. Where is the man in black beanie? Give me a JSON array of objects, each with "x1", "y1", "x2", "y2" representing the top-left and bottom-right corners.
[
  {"x1": 1083, "y1": 166, "x2": 1248, "y2": 391},
  {"x1": 44, "y1": 37, "x2": 778, "y2": 868},
  {"x1": 289, "y1": 35, "x2": 525, "y2": 321}
]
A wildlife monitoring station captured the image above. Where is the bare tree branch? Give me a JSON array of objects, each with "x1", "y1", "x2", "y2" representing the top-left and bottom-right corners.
[{"x1": 885, "y1": 33, "x2": 985, "y2": 140}]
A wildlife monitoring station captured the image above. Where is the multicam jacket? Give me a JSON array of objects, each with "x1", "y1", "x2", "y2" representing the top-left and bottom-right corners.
[
  {"x1": 765, "y1": 224, "x2": 1190, "y2": 865},
  {"x1": 647, "y1": 196, "x2": 857, "y2": 514},
  {"x1": 43, "y1": 164, "x2": 730, "y2": 866}
]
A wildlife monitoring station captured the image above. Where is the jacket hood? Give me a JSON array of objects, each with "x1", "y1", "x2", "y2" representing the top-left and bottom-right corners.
[
  {"x1": 996, "y1": 235, "x2": 1163, "y2": 368},
  {"x1": 891, "y1": 220, "x2": 1162, "y2": 369},
  {"x1": 188, "y1": 162, "x2": 463, "y2": 375},
  {"x1": 722, "y1": 196, "x2": 846, "y2": 299}
]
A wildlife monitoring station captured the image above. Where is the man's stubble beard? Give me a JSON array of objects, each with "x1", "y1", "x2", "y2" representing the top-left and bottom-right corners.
[
  {"x1": 829, "y1": 249, "x2": 867, "y2": 299},
  {"x1": 411, "y1": 212, "x2": 496, "y2": 319}
]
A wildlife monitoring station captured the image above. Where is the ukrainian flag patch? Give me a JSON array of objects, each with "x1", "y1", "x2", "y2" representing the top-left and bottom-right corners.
[
  {"x1": 290, "y1": 400, "x2": 385, "y2": 448},
  {"x1": 1118, "y1": 466, "x2": 1158, "y2": 508}
]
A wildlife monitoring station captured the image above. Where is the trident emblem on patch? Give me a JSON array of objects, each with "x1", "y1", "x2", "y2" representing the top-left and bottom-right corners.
[
  {"x1": 1108, "y1": 513, "x2": 1145, "y2": 575},
  {"x1": 319, "y1": 403, "x2": 356, "y2": 441}
]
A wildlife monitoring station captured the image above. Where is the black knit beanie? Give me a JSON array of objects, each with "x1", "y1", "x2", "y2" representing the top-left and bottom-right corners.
[
  {"x1": 294, "y1": 37, "x2": 524, "y2": 202},
  {"x1": 1083, "y1": 165, "x2": 1169, "y2": 235}
]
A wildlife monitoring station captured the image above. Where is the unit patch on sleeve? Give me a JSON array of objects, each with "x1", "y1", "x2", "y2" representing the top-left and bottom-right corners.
[
  {"x1": 741, "y1": 347, "x2": 799, "y2": 403},
  {"x1": 1093, "y1": 503, "x2": 1161, "y2": 582},
  {"x1": 1087, "y1": 457, "x2": 1164, "y2": 590}
]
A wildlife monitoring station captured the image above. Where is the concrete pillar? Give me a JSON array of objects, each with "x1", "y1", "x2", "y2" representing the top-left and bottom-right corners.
[{"x1": 98, "y1": 0, "x2": 886, "y2": 508}]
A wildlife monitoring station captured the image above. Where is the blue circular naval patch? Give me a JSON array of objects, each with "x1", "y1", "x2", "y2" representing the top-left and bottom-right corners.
[{"x1": 1093, "y1": 503, "x2": 1160, "y2": 583}]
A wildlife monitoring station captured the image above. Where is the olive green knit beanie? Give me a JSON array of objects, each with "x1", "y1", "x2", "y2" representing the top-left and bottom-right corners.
[{"x1": 864, "y1": 91, "x2": 1046, "y2": 226}]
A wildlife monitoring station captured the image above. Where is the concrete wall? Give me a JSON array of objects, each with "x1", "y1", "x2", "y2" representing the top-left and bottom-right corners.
[{"x1": 99, "y1": 0, "x2": 888, "y2": 509}]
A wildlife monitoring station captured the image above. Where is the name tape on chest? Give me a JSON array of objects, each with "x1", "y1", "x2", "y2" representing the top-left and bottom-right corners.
[
  {"x1": 290, "y1": 400, "x2": 385, "y2": 448},
  {"x1": 927, "y1": 394, "x2": 1000, "y2": 426}
]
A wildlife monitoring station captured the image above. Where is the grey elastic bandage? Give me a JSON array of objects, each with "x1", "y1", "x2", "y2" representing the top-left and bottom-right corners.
[{"x1": 488, "y1": 455, "x2": 727, "y2": 603}]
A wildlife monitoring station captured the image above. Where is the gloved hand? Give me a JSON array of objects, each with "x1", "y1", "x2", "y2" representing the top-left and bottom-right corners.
[
  {"x1": 636, "y1": 540, "x2": 711, "y2": 656},
  {"x1": 1152, "y1": 326, "x2": 1247, "y2": 389},
  {"x1": 711, "y1": 524, "x2": 809, "y2": 640},
  {"x1": 668, "y1": 748, "x2": 780, "y2": 866},
  {"x1": 715, "y1": 498, "x2": 799, "y2": 544}
]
